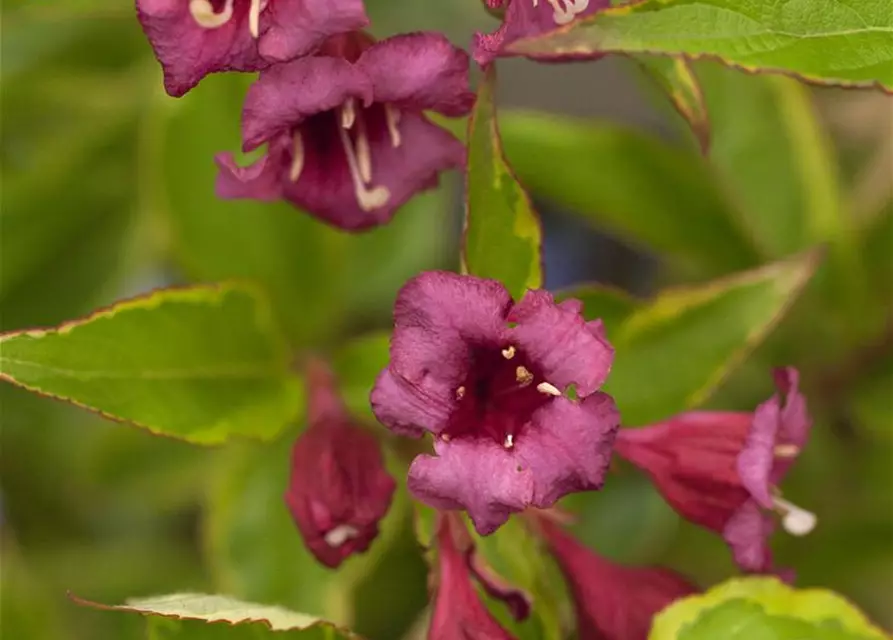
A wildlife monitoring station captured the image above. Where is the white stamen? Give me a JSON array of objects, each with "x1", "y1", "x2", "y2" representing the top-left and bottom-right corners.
[
  {"x1": 341, "y1": 99, "x2": 357, "y2": 130},
  {"x1": 516, "y1": 366, "x2": 533, "y2": 385},
  {"x1": 501, "y1": 346, "x2": 516, "y2": 360},
  {"x1": 456, "y1": 386, "x2": 466, "y2": 400},
  {"x1": 289, "y1": 131, "x2": 304, "y2": 182},
  {"x1": 544, "y1": 0, "x2": 589, "y2": 25},
  {"x1": 324, "y1": 524, "x2": 360, "y2": 548},
  {"x1": 385, "y1": 104, "x2": 402, "y2": 148},
  {"x1": 536, "y1": 382, "x2": 561, "y2": 396},
  {"x1": 248, "y1": 0, "x2": 263, "y2": 38},
  {"x1": 189, "y1": 0, "x2": 234, "y2": 29},
  {"x1": 504, "y1": 434, "x2": 514, "y2": 449},
  {"x1": 773, "y1": 496, "x2": 817, "y2": 536},
  {"x1": 337, "y1": 124, "x2": 391, "y2": 212},
  {"x1": 774, "y1": 444, "x2": 800, "y2": 458},
  {"x1": 355, "y1": 124, "x2": 373, "y2": 184}
]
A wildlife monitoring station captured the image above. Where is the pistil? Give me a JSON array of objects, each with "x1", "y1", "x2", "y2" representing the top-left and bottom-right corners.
[
  {"x1": 337, "y1": 102, "x2": 391, "y2": 211},
  {"x1": 772, "y1": 495, "x2": 817, "y2": 536}
]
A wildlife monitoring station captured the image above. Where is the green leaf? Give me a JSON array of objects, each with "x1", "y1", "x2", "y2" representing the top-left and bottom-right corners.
[
  {"x1": 330, "y1": 332, "x2": 391, "y2": 421},
  {"x1": 499, "y1": 111, "x2": 761, "y2": 274},
  {"x1": 0, "y1": 284, "x2": 302, "y2": 444},
  {"x1": 72, "y1": 593, "x2": 359, "y2": 639},
  {"x1": 651, "y1": 577, "x2": 888, "y2": 639},
  {"x1": 463, "y1": 67, "x2": 543, "y2": 299},
  {"x1": 555, "y1": 284, "x2": 641, "y2": 339},
  {"x1": 509, "y1": 0, "x2": 893, "y2": 91},
  {"x1": 635, "y1": 56, "x2": 710, "y2": 152},
  {"x1": 471, "y1": 517, "x2": 571, "y2": 640},
  {"x1": 605, "y1": 250, "x2": 819, "y2": 424}
]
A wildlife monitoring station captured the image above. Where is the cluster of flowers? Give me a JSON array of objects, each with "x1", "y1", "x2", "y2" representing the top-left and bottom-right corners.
[{"x1": 135, "y1": 2, "x2": 816, "y2": 638}]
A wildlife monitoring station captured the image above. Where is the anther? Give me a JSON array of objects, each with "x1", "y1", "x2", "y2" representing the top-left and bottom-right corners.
[
  {"x1": 503, "y1": 434, "x2": 514, "y2": 449},
  {"x1": 773, "y1": 496, "x2": 817, "y2": 536},
  {"x1": 385, "y1": 104, "x2": 402, "y2": 148},
  {"x1": 544, "y1": 0, "x2": 589, "y2": 25},
  {"x1": 189, "y1": 0, "x2": 235, "y2": 29},
  {"x1": 441, "y1": 433, "x2": 451, "y2": 442},
  {"x1": 516, "y1": 366, "x2": 533, "y2": 385},
  {"x1": 456, "y1": 386, "x2": 466, "y2": 400},
  {"x1": 248, "y1": 0, "x2": 263, "y2": 38},
  {"x1": 774, "y1": 444, "x2": 800, "y2": 458},
  {"x1": 537, "y1": 382, "x2": 561, "y2": 396},
  {"x1": 501, "y1": 346, "x2": 516, "y2": 360},
  {"x1": 324, "y1": 524, "x2": 360, "y2": 548},
  {"x1": 341, "y1": 99, "x2": 357, "y2": 130},
  {"x1": 289, "y1": 132, "x2": 304, "y2": 182}
]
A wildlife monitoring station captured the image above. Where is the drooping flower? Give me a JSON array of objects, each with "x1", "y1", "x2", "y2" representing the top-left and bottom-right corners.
[
  {"x1": 473, "y1": 0, "x2": 609, "y2": 67},
  {"x1": 136, "y1": 0, "x2": 369, "y2": 96},
  {"x1": 216, "y1": 31, "x2": 473, "y2": 230},
  {"x1": 614, "y1": 368, "x2": 815, "y2": 574},
  {"x1": 370, "y1": 271, "x2": 620, "y2": 535},
  {"x1": 284, "y1": 358, "x2": 396, "y2": 568},
  {"x1": 428, "y1": 513, "x2": 519, "y2": 640},
  {"x1": 540, "y1": 518, "x2": 699, "y2": 640}
]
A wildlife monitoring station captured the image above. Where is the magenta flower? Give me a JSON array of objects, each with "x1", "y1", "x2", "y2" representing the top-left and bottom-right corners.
[
  {"x1": 284, "y1": 358, "x2": 396, "y2": 568},
  {"x1": 541, "y1": 519, "x2": 698, "y2": 640},
  {"x1": 136, "y1": 0, "x2": 369, "y2": 97},
  {"x1": 215, "y1": 31, "x2": 472, "y2": 230},
  {"x1": 614, "y1": 368, "x2": 815, "y2": 574},
  {"x1": 428, "y1": 513, "x2": 518, "y2": 640},
  {"x1": 473, "y1": 0, "x2": 609, "y2": 67},
  {"x1": 370, "y1": 272, "x2": 620, "y2": 535}
]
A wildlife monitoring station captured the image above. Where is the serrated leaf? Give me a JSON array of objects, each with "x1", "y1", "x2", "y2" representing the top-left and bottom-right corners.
[
  {"x1": 635, "y1": 56, "x2": 710, "y2": 152},
  {"x1": 650, "y1": 577, "x2": 888, "y2": 639},
  {"x1": 0, "y1": 284, "x2": 302, "y2": 444},
  {"x1": 510, "y1": 0, "x2": 893, "y2": 91},
  {"x1": 72, "y1": 593, "x2": 360, "y2": 639},
  {"x1": 499, "y1": 111, "x2": 761, "y2": 274},
  {"x1": 463, "y1": 67, "x2": 543, "y2": 299},
  {"x1": 605, "y1": 251, "x2": 819, "y2": 424}
]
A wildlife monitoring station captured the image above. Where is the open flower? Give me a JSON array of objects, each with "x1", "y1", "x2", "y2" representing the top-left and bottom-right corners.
[
  {"x1": 284, "y1": 358, "x2": 396, "y2": 568},
  {"x1": 136, "y1": 0, "x2": 369, "y2": 96},
  {"x1": 540, "y1": 518, "x2": 699, "y2": 640},
  {"x1": 371, "y1": 272, "x2": 620, "y2": 535},
  {"x1": 216, "y1": 31, "x2": 472, "y2": 230},
  {"x1": 428, "y1": 513, "x2": 518, "y2": 640},
  {"x1": 614, "y1": 368, "x2": 815, "y2": 573},
  {"x1": 473, "y1": 0, "x2": 609, "y2": 66}
]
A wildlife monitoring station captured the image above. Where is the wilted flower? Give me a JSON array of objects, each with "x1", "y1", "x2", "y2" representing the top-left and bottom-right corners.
[
  {"x1": 216, "y1": 31, "x2": 472, "y2": 230},
  {"x1": 540, "y1": 518, "x2": 699, "y2": 640},
  {"x1": 614, "y1": 368, "x2": 815, "y2": 573},
  {"x1": 136, "y1": 0, "x2": 369, "y2": 96},
  {"x1": 284, "y1": 358, "x2": 396, "y2": 568},
  {"x1": 473, "y1": 0, "x2": 609, "y2": 66},
  {"x1": 371, "y1": 271, "x2": 620, "y2": 535},
  {"x1": 428, "y1": 513, "x2": 519, "y2": 640}
]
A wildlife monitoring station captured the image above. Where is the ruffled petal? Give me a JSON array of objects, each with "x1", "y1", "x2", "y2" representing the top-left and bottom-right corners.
[
  {"x1": 241, "y1": 56, "x2": 373, "y2": 151},
  {"x1": 214, "y1": 143, "x2": 285, "y2": 201},
  {"x1": 369, "y1": 368, "x2": 447, "y2": 437},
  {"x1": 508, "y1": 290, "x2": 614, "y2": 396},
  {"x1": 737, "y1": 393, "x2": 780, "y2": 509},
  {"x1": 356, "y1": 33, "x2": 475, "y2": 116},
  {"x1": 137, "y1": 0, "x2": 265, "y2": 97},
  {"x1": 375, "y1": 272, "x2": 512, "y2": 434},
  {"x1": 723, "y1": 499, "x2": 775, "y2": 573},
  {"x1": 258, "y1": 0, "x2": 369, "y2": 62}
]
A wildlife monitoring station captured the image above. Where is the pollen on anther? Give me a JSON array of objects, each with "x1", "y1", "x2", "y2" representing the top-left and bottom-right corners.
[
  {"x1": 504, "y1": 434, "x2": 514, "y2": 449},
  {"x1": 441, "y1": 433, "x2": 451, "y2": 442},
  {"x1": 774, "y1": 444, "x2": 800, "y2": 458},
  {"x1": 501, "y1": 346, "x2": 516, "y2": 360},
  {"x1": 456, "y1": 386, "x2": 466, "y2": 400},
  {"x1": 516, "y1": 366, "x2": 533, "y2": 385},
  {"x1": 537, "y1": 382, "x2": 561, "y2": 396}
]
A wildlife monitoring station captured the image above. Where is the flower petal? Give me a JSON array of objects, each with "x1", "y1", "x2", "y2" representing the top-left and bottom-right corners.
[
  {"x1": 723, "y1": 499, "x2": 775, "y2": 573},
  {"x1": 373, "y1": 272, "x2": 512, "y2": 435},
  {"x1": 241, "y1": 56, "x2": 373, "y2": 151},
  {"x1": 508, "y1": 290, "x2": 614, "y2": 396},
  {"x1": 737, "y1": 392, "x2": 780, "y2": 509},
  {"x1": 214, "y1": 143, "x2": 285, "y2": 201},
  {"x1": 356, "y1": 33, "x2": 475, "y2": 116},
  {"x1": 137, "y1": 0, "x2": 265, "y2": 97},
  {"x1": 258, "y1": 0, "x2": 369, "y2": 62},
  {"x1": 370, "y1": 369, "x2": 446, "y2": 438}
]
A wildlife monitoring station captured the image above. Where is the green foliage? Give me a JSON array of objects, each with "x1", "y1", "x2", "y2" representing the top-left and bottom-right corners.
[
  {"x1": 651, "y1": 577, "x2": 889, "y2": 640},
  {"x1": 605, "y1": 251, "x2": 819, "y2": 424},
  {"x1": 0, "y1": 284, "x2": 302, "y2": 444},
  {"x1": 634, "y1": 56, "x2": 710, "y2": 152},
  {"x1": 500, "y1": 110, "x2": 761, "y2": 273},
  {"x1": 510, "y1": 0, "x2": 893, "y2": 90},
  {"x1": 463, "y1": 67, "x2": 543, "y2": 299}
]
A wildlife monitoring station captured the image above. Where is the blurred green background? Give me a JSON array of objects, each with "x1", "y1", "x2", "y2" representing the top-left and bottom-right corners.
[{"x1": 2, "y1": 1, "x2": 891, "y2": 638}]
